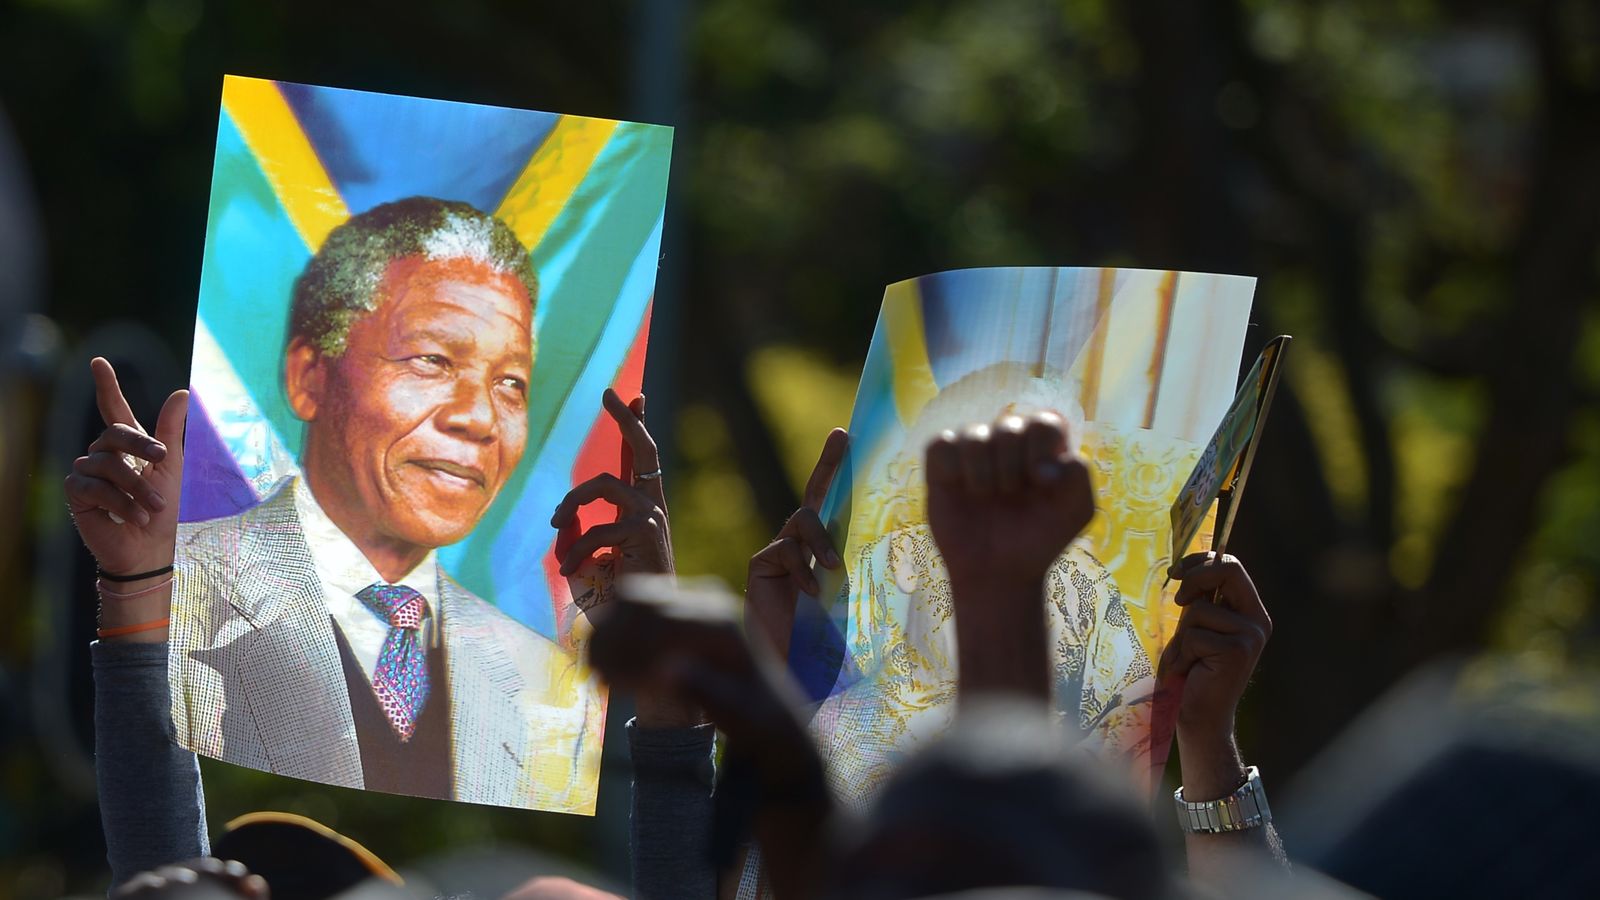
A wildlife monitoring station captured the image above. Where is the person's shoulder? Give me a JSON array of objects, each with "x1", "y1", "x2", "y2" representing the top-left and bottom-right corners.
[
  {"x1": 175, "y1": 506, "x2": 251, "y2": 574},
  {"x1": 176, "y1": 478, "x2": 303, "y2": 575},
  {"x1": 176, "y1": 505, "x2": 248, "y2": 544},
  {"x1": 178, "y1": 477, "x2": 298, "y2": 532}
]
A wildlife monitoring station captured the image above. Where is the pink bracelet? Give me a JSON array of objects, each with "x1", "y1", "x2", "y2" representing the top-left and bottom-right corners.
[{"x1": 96, "y1": 576, "x2": 174, "y2": 601}]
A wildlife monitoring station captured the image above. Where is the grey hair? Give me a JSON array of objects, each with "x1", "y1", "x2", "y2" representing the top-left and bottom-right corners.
[{"x1": 288, "y1": 196, "x2": 538, "y2": 357}]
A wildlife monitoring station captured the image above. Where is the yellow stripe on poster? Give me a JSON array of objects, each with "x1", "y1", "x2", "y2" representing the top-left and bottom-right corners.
[
  {"x1": 882, "y1": 280, "x2": 940, "y2": 427},
  {"x1": 496, "y1": 116, "x2": 619, "y2": 251},
  {"x1": 1079, "y1": 267, "x2": 1116, "y2": 421},
  {"x1": 1142, "y1": 270, "x2": 1179, "y2": 429},
  {"x1": 220, "y1": 76, "x2": 349, "y2": 252}
]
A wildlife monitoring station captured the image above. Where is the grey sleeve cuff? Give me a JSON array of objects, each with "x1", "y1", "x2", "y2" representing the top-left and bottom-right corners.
[
  {"x1": 91, "y1": 640, "x2": 209, "y2": 887},
  {"x1": 91, "y1": 639, "x2": 166, "y2": 671},
  {"x1": 627, "y1": 718, "x2": 717, "y2": 778}
]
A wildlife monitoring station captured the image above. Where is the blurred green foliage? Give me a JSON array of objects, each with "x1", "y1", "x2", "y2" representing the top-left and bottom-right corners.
[{"x1": 3, "y1": 0, "x2": 1600, "y2": 896}]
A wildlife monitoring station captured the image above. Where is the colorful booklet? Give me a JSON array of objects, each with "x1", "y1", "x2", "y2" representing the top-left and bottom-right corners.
[
  {"x1": 170, "y1": 76, "x2": 671, "y2": 813},
  {"x1": 1169, "y1": 335, "x2": 1292, "y2": 566}
]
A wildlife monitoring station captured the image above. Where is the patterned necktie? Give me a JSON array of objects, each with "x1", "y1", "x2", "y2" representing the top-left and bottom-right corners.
[{"x1": 356, "y1": 583, "x2": 430, "y2": 742}]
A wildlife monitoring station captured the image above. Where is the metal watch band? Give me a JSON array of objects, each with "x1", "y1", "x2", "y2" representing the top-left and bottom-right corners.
[{"x1": 1174, "y1": 765, "x2": 1272, "y2": 834}]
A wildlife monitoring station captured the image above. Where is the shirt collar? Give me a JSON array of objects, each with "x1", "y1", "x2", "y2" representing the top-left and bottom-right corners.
[{"x1": 293, "y1": 476, "x2": 440, "y2": 611}]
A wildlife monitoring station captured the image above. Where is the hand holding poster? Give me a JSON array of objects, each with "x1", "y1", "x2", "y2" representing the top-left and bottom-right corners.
[
  {"x1": 170, "y1": 76, "x2": 671, "y2": 813},
  {"x1": 786, "y1": 267, "x2": 1255, "y2": 808}
]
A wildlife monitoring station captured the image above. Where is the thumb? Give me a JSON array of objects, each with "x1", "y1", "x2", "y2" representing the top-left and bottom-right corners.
[
  {"x1": 154, "y1": 390, "x2": 189, "y2": 467},
  {"x1": 1036, "y1": 452, "x2": 1095, "y2": 531}
]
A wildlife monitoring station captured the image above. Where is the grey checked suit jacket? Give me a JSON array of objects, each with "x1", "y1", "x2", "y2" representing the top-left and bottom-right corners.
[{"x1": 169, "y1": 478, "x2": 604, "y2": 813}]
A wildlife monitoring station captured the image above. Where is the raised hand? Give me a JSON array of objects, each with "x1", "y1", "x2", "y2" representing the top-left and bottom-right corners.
[
  {"x1": 551, "y1": 388, "x2": 688, "y2": 724},
  {"x1": 924, "y1": 412, "x2": 1095, "y2": 702},
  {"x1": 1159, "y1": 552, "x2": 1283, "y2": 872},
  {"x1": 550, "y1": 388, "x2": 673, "y2": 591},
  {"x1": 925, "y1": 412, "x2": 1094, "y2": 588},
  {"x1": 590, "y1": 577, "x2": 799, "y2": 744},
  {"x1": 746, "y1": 427, "x2": 847, "y2": 656},
  {"x1": 589, "y1": 575, "x2": 829, "y2": 899},
  {"x1": 65, "y1": 358, "x2": 189, "y2": 578},
  {"x1": 1159, "y1": 552, "x2": 1272, "y2": 756}
]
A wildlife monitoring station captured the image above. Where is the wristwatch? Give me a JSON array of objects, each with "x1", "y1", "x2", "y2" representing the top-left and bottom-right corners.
[{"x1": 1174, "y1": 765, "x2": 1272, "y2": 833}]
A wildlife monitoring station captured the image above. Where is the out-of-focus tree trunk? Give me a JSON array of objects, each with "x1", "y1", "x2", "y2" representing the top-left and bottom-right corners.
[
  {"x1": 1121, "y1": 0, "x2": 1600, "y2": 782},
  {"x1": 1418, "y1": 3, "x2": 1600, "y2": 657}
]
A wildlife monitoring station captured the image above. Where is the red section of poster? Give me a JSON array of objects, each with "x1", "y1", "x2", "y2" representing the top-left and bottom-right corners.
[{"x1": 544, "y1": 302, "x2": 655, "y2": 636}]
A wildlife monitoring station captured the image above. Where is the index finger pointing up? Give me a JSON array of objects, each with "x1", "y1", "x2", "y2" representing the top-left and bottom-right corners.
[
  {"x1": 802, "y1": 428, "x2": 848, "y2": 512},
  {"x1": 603, "y1": 387, "x2": 665, "y2": 510},
  {"x1": 90, "y1": 357, "x2": 144, "y2": 432}
]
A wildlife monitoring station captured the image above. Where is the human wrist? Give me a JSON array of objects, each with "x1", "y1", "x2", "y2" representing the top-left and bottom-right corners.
[
  {"x1": 633, "y1": 693, "x2": 707, "y2": 729},
  {"x1": 99, "y1": 574, "x2": 172, "y2": 598},
  {"x1": 96, "y1": 580, "x2": 172, "y2": 643},
  {"x1": 626, "y1": 716, "x2": 716, "y2": 780},
  {"x1": 948, "y1": 571, "x2": 1047, "y2": 635},
  {"x1": 96, "y1": 554, "x2": 175, "y2": 580},
  {"x1": 951, "y1": 572, "x2": 1049, "y2": 701},
  {"x1": 1176, "y1": 728, "x2": 1248, "y2": 802},
  {"x1": 1176, "y1": 706, "x2": 1237, "y2": 749},
  {"x1": 948, "y1": 568, "x2": 1046, "y2": 597}
]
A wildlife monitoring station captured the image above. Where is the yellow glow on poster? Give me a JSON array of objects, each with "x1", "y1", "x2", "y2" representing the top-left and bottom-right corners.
[
  {"x1": 496, "y1": 117, "x2": 619, "y2": 251},
  {"x1": 221, "y1": 76, "x2": 348, "y2": 251}
]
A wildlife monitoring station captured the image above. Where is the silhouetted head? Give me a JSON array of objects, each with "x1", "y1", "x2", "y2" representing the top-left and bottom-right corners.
[
  {"x1": 832, "y1": 702, "x2": 1173, "y2": 900},
  {"x1": 211, "y1": 812, "x2": 404, "y2": 900}
]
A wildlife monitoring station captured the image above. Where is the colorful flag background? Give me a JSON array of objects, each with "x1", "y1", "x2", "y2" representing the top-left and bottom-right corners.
[
  {"x1": 790, "y1": 267, "x2": 1255, "y2": 802},
  {"x1": 179, "y1": 76, "x2": 671, "y2": 643}
]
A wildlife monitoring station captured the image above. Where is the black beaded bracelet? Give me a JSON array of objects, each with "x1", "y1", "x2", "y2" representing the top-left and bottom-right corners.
[{"x1": 98, "y1": 564, "x2": 174, "y2": 583}]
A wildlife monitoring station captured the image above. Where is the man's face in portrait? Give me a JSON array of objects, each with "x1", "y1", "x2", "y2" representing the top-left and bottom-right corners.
[{"x1": 292, "y1": 256, "x2": 534, "y2": 552}]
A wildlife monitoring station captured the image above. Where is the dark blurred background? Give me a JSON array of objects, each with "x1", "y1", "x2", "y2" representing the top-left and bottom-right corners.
[{"x1": 3, "y1": 0, "x2": 1599, "y2": 895}]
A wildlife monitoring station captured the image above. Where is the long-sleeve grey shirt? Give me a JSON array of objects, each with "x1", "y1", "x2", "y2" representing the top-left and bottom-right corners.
[
  {"x1": 90, "y1": 639, "x2": 209, "y2": 886},
  {"x1": 627, "y1": 720, "x2": 718, "y2": 899}
]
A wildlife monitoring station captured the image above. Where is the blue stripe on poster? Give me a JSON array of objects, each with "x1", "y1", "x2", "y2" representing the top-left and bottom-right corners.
[
  {"x1": 197, "y1": 111, "x2": 313, "y2": 458},
  {"x1": 280, "y1": 81, "x2": 559, "y2": 216}
]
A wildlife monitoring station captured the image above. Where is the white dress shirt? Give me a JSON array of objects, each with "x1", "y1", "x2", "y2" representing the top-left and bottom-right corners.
[{"x1": 293, "y1": 480, "x2": 441, "y2": 684}]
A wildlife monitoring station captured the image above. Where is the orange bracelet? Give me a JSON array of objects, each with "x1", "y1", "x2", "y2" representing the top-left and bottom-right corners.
[{"x1": 97, "y1": 617, "x2": 171, "y2": 638}]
